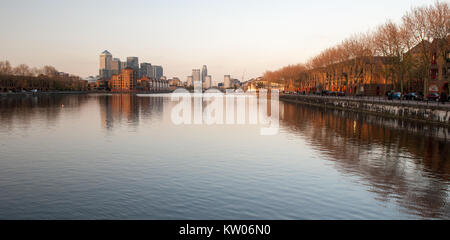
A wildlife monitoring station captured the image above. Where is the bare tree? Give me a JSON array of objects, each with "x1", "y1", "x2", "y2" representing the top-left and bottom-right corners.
[
  {"x1": 43, "y1": 65, "x2": 58, "y2": 77},
  {"x1": 0, "y1": 61, "x2": 13, "y2": 75},
  {"x1": 427, "y1": 1, "x2": 449, "y2": 71},
  {"x1": 402, "y1": 4, "x2": 433, "y2": 94},
  {"x1": 427, "y1": 1, "x2": 449, "y2": 41},
  {"x1": 13, "y1": 64, "x2": 32, "y2": 76}
]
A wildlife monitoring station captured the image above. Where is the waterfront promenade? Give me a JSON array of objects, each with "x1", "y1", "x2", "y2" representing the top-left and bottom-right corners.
[
  {"x1": 280, "y1": 93, "x2": 450, "y2": 126},
  {"x1": 281, "y1": 93, "x2": 450, "y2": 109}
]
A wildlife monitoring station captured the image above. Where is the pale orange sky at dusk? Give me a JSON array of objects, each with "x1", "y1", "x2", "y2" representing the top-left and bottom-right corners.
[{"x1": 0, "y1": 0, "x2": 433, "y2": 83}]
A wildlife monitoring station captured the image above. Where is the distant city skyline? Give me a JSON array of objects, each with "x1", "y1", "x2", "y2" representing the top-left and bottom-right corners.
[
  {"x1": 0, "y1": 0, "x2": 433, "y2": 80},
  {"x1": 99, "y1": 50, "x2": 234, "y2": 86}
]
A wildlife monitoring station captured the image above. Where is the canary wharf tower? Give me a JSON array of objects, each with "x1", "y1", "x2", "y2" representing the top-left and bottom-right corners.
[{"x1": 99, "y1": 50, "x2": 112, "y2": 80}]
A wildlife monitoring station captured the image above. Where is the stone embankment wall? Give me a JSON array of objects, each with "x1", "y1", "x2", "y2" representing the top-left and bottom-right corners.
[{"x1": 281, "y1": 95, "x2": 450, "y2": 126}]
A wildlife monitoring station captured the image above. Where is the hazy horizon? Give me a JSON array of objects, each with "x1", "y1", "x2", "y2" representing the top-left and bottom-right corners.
[{"x1": 0, "y1": 0, "x2": 432, "y2": 82}]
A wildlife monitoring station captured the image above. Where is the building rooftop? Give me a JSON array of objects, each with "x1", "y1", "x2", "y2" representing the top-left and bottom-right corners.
[
  {"x1": 138, "y1": 76, "x2": 150, "y2": 81},
  {"x1": 101, "y1": 50, "x2": 112, "y2": 55}
]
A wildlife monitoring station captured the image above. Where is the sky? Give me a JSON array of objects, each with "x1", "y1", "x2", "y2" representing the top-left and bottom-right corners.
[{"x1": 0, "y1": 0, "x2": 434, "y2": 83}]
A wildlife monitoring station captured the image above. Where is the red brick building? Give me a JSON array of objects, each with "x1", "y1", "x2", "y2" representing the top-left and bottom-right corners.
[{"x1": 111, "y1": 67, "x2": 137, "y2": 92}]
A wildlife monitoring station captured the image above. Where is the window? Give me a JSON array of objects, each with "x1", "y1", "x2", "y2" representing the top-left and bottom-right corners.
[{"x1": 431, "y1": 69, "x2": 438, "y2": 80}]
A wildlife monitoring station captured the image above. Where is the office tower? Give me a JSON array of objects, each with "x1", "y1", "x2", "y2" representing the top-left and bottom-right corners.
[
  {"x1": 127, "y1": 57, "x2": 139, "y2": 72},
  {"x1": 140, "y1": 62, "x2": 152, "y2": 78},
  {"x1": 201, "y1": 65, "x2": 207, "y2": 82},
  {"x1": 120, "y1": 61, "x2": 127, "y2": 71},
  {"x1": 204, "y1": 75, "x2": 212, "y2": 89},
  {"x1": 192, "y1": 69, "x2": 201, "y2": 82},
  {"x1": 224, "y1": 75, "x2": 232, "y2": 89},
  {"x1": 152, "y1": 65, "x2": 163, "y2": 80},
  {"x1": 111, "y1": 58, "x2": 121, "y2": 75},
  {"x1": 187, "y1": 76, "x2": 193, "y2": 87},
  {"x1": 192, "y1": 69, "x2": 201, "y2": 92},
  {"x1": 100, "y1": 50, "x2": 112, "y2": 70},
  {"x1": 99, "y1": 50, "x2": 112, "y2": 80}
]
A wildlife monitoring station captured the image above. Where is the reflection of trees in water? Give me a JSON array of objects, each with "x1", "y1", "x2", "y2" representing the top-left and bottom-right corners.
[
  {"x1": 281, "y1": 102, "x2": 450, "y2": 219},
  {"x1": 0, "y1": 94, "x2": 89, "y2": 129},
  {"x1": 98, "y1": 94, "x2": 165, "y2": 130}
]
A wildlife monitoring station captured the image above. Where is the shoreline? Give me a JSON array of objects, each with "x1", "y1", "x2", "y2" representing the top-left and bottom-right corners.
[
  {"x1": 280, "y1": 94, "x2": 450, "y2": 128},
  {"x1": 0, "y1": 90, "x2": 172, "y2": 96}
]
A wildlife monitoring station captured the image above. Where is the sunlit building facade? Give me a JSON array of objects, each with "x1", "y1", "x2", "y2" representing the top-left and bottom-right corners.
[
  {"x1": 224, "y1": 75, "x2": 232, "y2": 89},
  {"x1": 111, "y1": 67, "x2": 137, "y2": 92},
  {"x1": 299, "y1": 57, "x2": 394, "y2": 96},
  {"x1": 204, "y1": 75, "x2": 212, "y2": 89},
  {"x1": 99, "y1": 50, "x2": 112, "y2": 80}
]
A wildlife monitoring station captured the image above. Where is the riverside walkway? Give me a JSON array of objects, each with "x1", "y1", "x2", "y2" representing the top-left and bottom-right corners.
[{"x1": 280, "y1": 93, "x2": 450, "y2": 110}]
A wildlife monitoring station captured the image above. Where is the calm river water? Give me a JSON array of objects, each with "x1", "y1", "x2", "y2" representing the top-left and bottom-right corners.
[{"x1": 0, "y1": 94, "x2": 448, "y2": 219}]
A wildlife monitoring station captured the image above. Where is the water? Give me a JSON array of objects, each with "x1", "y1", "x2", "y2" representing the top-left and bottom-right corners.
[{"x1": 0, "y1": 94, "x2": 448, "y2": 219}]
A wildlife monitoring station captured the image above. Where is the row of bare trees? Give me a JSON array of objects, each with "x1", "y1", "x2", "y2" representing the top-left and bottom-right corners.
[
  {"x1": 0, "y1": 61, "x2": 87, "y2": 91},
  {"x1": 262, "y1": 64, "x2": 307, "y2": 86},
  {"x1": 0, "y1": 60, "x2": 60, "y2": 77},
  {"x1": 264, "y1": 1, "x2": 449, "y2": 94}
]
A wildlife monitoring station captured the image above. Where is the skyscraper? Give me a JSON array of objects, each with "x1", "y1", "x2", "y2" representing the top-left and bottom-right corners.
[
  {"x1": 140, "y1": 62, "x2": 152, "y2": 78},
  {"x1": 126, "y1": 57, "x2": 139, "y2": 72},
  {"x1": 192, "y1": 69, "x2": 201, "y2": 86},
  {"x1": 111, "y1": 58, "x2": 121, "y2": 75},
  {"x1": 120, "y1": 61, "x2": 127, "y2": 71},
  {"x1": 192, "y1": 69, "x2": 201, "y2": 82},
  {"x1": 192, "y1": 69, "x2": 201, "y2": 92},
  {"x1": 201, "y1": 65, "x2": 207, "y2": 82},
  {"x1": 224, "y1": 75, "x2": 232, "y2": 89},
  {"x1": 204, "y1": 75, "x2": 212, "y2": 89},
  {"x1": 152, "y1": 65, "x2": 163, "y2": 80},
  {"x1": 99, "y1": 50, "x2": 112, "y2": 80}
]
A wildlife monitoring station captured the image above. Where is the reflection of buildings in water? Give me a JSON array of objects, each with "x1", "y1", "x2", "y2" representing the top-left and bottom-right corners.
[
  {"x1": 99, "y1": 94, "x2": 166, "y2": 130},
  {"x1": 99, "y1": 94, "x2": 139, "y2": 130},
  {"x1": 281, "y1": 102, "x2": 450, "y2": 219},
  {"x1": 0, "y1": 94, "x2": 89, "y2": 129},
  {"x1": 137, "y1": 96, "x2": 165, "y2": 121},
  {"x1": 137, "y1": 96, "x2": 164, "y2": 122}
]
